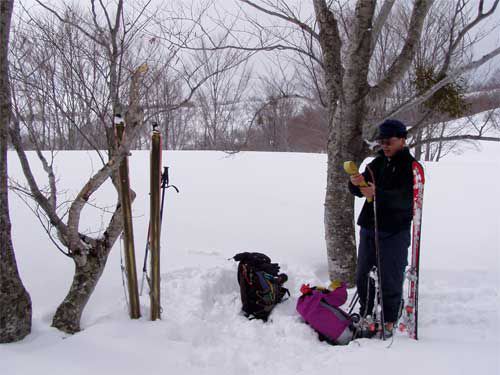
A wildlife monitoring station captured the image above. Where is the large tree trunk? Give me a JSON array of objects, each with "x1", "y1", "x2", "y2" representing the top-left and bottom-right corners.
[
  {"x1": 319, "y1": 0, "x2": 375, "y2": 285},
  {"x1": 324, "y1": 139, "x2": 358, "y2": 285},
  {"x1": 0, "y1": 0, "x2": 32, "y2": 343},
  {"x1": 52, "y1": 242, "x2": 109, "y2": 334},
  {"x1": 325, "y1": 100, "x2": 369, "y2": 285},
  {"x1": 0, "y1": 236, "x2": 32, "y2": 343}
]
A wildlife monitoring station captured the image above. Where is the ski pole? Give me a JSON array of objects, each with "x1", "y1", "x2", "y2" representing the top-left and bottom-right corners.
[
  {"x1": 348, "y1": 291, "x2": 360, "y2": 315},
  {"x1": 140, "y1": 167, "x2": 179, "y2": 294},
  {"x1": 367, "y1": 165, "x2": 386, "y2": 340}
]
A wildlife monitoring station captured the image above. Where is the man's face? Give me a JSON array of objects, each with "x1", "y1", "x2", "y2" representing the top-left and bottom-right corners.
[{"x1": 378, "y1": 137, "x2": 405, "y2": 157}]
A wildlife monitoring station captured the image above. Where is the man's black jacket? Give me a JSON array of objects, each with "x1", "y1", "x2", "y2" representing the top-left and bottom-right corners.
[{"x1": 348, "y1": 148, "x2": 416, "y2": 232}]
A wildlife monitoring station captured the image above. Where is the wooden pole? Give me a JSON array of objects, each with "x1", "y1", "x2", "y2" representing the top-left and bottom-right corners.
[
  {"x1": 150, "y1": 125, "x2": 162, "y2": 320},
  {"x1": 115, "y1": 114, "x2": 141, "y2": 319}
]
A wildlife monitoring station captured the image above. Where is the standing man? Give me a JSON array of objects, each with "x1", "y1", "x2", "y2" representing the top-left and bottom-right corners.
[{"x1": 348, "y1": 119, "x2": 415, "y2": 337}]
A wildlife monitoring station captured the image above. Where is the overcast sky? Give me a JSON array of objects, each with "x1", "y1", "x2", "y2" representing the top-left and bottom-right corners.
[{"x1": 13, "y1": 0, "x2": 500, "y2": 79}]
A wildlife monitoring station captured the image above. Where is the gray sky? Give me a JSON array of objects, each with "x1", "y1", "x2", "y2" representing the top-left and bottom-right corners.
[{"x1": 13, "y1": 0, "x2": 500, "y2": 80}]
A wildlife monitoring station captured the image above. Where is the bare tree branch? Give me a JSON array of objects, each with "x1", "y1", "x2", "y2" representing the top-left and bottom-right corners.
[
  {"x1": 9, "y1": 185, "x2": 71, "y2": 257},
  {"x1": 35, "y1": 1, "x2": 106, "y2": 47},
  {"x1": 239, "y1": 0, "x2": 319, "y2": 41},
  {"x1": 66, "y1": 64, "x2": 147, "y2": 257},
  {"x1": 441, "y1": 0, "x2": 500, "y2": 74},
  {"x1": 386, "y1": 45, "x2": 500, "y2": 122},
  {"x1": 409, "y1": 134, "x2": 500, "y2": 148},
  {"x1": 313, "y1": 0, "x2": 343, "y2": 102},
  {"x1": 369, "y1": 0, "x2": 434, "y2": 99},
  {"x1": 9, "y1": 114, "x2": 69, "y2": 246},
  {"x1": 370, "y1": 0, "x2": 396, "y2": 56}
]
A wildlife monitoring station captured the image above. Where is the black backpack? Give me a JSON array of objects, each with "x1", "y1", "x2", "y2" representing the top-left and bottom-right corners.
[{"x1": 233, "y1": 252, "x2": 289, "y2": 321}]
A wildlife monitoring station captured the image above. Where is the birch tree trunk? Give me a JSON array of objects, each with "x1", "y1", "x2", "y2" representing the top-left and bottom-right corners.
[{"x1": 0, "y1": 0, "x2": 32, "y2": 343}]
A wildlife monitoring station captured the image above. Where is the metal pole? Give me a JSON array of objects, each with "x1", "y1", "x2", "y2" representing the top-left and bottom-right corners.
[
  {"x1": 115, "y1": 114, "x2": 141, "y2": 319},
  {"x1": 150, "y1": 124, "x2": 162, "y2": 320},
  {"x1": 367, "y1": 165, "x2": 386, "y2": 340}
]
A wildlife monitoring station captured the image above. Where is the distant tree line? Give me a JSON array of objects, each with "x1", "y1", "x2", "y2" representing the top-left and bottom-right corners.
[{"x1": 9, "y1": 2, "x2": 498, "y2": 158}]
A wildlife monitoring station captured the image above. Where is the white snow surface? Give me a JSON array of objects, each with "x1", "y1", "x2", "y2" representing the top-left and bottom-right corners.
[{"x1": 2, "y1": 144, "x2": 499, "y2": 375}]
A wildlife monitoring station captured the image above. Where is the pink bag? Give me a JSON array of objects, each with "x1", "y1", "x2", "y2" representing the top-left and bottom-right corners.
[{"x1": 296, "y1": 283, "x2": 353, "y2": 345}]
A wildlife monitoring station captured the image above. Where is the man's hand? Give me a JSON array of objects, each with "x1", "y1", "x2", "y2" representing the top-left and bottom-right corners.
[
  {"x1": 360, "y1": 182, "x2": 375, "y2": 199},
  {"x1": 350, "y1": 173, "x2": 366, "y2": 186}
]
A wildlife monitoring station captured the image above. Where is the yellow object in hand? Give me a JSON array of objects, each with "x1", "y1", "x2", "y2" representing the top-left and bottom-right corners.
[{"x1": 343, "y1": 161, "x2": 373, "y2": 203}]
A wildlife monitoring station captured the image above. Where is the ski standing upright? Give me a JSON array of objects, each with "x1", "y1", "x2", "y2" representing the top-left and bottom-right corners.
[{"x1": 399, "y1": 161, "x2": 425, "y2": 339}]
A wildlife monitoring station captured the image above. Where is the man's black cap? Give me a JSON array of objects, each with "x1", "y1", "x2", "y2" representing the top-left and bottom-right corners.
[{"x1": 376, "y1": 119, "x2": 408, "y2": 139}]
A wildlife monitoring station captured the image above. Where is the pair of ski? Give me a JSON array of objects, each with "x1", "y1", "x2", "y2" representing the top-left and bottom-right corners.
[
  {"x1": 140, "y1": 124, "x2": 179, "y2": 320},
  {"x1": 381, "y1": 161, "x2": 425, "y2": 340},
  {"x1": 345, "y1": 161, "x2": 425, "y2": 340},
  {"x1": 399, "y1": 161, "x2": 425, "y2": 340}
]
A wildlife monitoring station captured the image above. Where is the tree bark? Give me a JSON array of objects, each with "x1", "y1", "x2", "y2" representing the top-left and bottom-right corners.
[
  {"x1": 0, "y1": 0, "x2": 32, "y2": 343},
  {"x1": 324, "y1": 120, "x2": 359, "y2": 285},
  {"x1": 52, "y1": 241, "x2": 109, "y2": 333}
]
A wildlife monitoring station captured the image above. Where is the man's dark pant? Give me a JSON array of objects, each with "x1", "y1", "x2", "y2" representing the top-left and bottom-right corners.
[{"x1": 356, "y1": 227, "x2": 410, "y2": 323}]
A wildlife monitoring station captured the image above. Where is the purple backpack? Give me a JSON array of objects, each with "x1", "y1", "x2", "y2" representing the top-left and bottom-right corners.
[{"x1": 296, "y1": 283, "x2": 353, "y2": 345}]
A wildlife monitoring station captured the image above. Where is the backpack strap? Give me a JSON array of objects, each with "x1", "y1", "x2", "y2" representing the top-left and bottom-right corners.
[{"x1": 255, "y1": 271, "x2": 271, "y2": 293}]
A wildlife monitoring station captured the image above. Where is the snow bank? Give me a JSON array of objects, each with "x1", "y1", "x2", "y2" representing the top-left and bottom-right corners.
[{"x1": 2, "y1": 146, "x2": 499, "y2": 375}]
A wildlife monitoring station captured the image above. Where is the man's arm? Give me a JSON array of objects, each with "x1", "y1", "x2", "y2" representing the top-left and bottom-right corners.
[
  {"x1": 348, "y1": 178, "x2": 363, "y2": 197},
  {"x1": 348, "y1": 170, "x2": 374, "y2": 199}
]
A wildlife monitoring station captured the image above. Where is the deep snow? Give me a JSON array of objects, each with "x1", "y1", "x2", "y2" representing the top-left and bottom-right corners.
[{"x1": 2, "y1": 144, "x2": 499, "y2": 375}]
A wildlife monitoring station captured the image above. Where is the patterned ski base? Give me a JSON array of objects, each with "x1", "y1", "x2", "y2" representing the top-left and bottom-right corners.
[{"x1": 399, "y1": 161, "x2": 425, "y2": 340}]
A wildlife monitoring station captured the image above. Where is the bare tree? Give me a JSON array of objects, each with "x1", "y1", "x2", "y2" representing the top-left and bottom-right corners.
[
  {"x1": 7, "y1": 0, "x2": 154, "y2": 333},
  {"x1": 252, "y1": 92, "x2": 297, "y2": 151},
  {"x1": 239, "y1": 1, "x2": 500, "y2": 156},
  {"x1": 10, "y1": 11, "x2": 109, "y2": 151},
  {"x1": 8, "y1": 0, "x2": 255, "y2": 333},
  {"x1": 194, "y1": 46, "x2": 252, "y2": 150},
  {"x1": 287, "y1": 105, "x2": 329, "y2": 152},
  {"x1": 143, "y1": 67, "x2": 198, "y2": 150},
  {"x1": 199, "y1": 0, "x2": 500, "y2": 283},
  {"x1": 9, "y1": 64, "x2": 148, "y2": 334},
  {"x1": 0, "y1": 0, "x2": 32, "y2": 343}
]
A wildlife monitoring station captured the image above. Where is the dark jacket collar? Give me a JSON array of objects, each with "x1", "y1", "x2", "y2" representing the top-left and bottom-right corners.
[{"x1": 377, "y1": 147, "x2": 411, "y2": 162}]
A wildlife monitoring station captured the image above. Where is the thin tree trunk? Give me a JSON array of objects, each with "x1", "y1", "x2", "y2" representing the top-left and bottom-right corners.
[
  {"x1": 424, "y1": 127, "x2": 432, "y2": 161},
  {"x1": 435, "y1": 123, "x2": 446, "y2": 161},
  {"x1": 414, "y1": 128, "x2": 423, "y2": 160},
  {"x1": 0, "y1": 0, "x2": 32, "y2": 343}
]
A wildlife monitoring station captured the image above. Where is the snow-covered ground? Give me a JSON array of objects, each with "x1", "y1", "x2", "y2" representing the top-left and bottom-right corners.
[{"x1": 2, "y1": 143, "x2": 499, "y2": 375}]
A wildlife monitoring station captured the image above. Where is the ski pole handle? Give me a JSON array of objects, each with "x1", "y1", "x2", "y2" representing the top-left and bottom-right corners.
[
  {"x1": 344, "y1": 161, "x2": 373, "y2": 203},
  {"x1": 161, "y1": 167, "x2": 169, "y2": 188}
]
